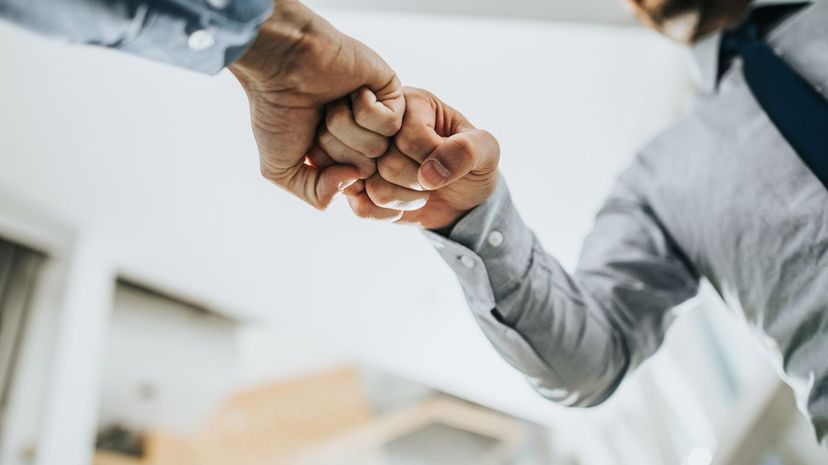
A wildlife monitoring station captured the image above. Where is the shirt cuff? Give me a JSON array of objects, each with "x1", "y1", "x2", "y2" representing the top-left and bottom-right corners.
[
  {"x1": 422, "y1": 176, "x2": 535, "y2": 316},
  {"x1": 116, "y1": 0, "x2": 273, "y2": 74},
  {"x1": 422, "y1": 178, "x2": 574, "y2": 400}
]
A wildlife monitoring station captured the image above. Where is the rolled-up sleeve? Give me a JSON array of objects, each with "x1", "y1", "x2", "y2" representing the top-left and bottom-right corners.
[
  {"x1": 0, "y1": 0, "x2": 272, "y2": 74},
  {"x1": 424, "y1": 170, "x2": 700, "y2": 407}
]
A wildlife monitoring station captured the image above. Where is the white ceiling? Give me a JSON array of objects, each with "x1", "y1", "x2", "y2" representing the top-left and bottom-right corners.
[{"x1": 307, "y1": 0, "x2": 637, "y2": 25}]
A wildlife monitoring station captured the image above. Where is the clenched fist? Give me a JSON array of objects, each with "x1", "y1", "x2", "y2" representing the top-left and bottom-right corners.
[
  {"x1": 230, "y1": 0, "x2": 405, "y2": 210},
  {"x1": 323, "y1": 87, "x2": 500, "y2": 231}
]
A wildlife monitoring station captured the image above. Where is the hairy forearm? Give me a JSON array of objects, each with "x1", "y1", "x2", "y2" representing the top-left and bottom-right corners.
[{"x1": 231, "y1": 0, "x2": 313, "y2": 79}]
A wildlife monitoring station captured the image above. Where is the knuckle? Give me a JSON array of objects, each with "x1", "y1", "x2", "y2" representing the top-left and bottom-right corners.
[
  {"x1": 480, "y1": 129, "x2": 496, "y2": 142},
  {"x1": 444, "y1": 138, "x2": 476, "y2": 168},
  {"x1": 394, "y1": 130, "x2": 419, "y2": 156},
  {"x1": 377, "y1": 155, "x2": 401, "y2": 180},
  {"x1": 490, "y1": 133, "x2": 502, "y2": 159},
  {"x1": 325, "y1": 104, "x2": 350, "y2": 133},
  {"x1": 409, "y1": 87, "x2": 433, "y2": 99},
  {"x1": 364, "y1": 137, "x2": 389, "y2": 158},
  {"x1": 384, "y1": 113, "x2": 404, "y2": 135},
  {"x1": 366, "y1": 178, "x2": 393, "y2": 206},
  {"x1": 352, "y1": 105, "x2": 375, "y2": 129},
  {"x1": 479, "y1": 129, "x2": 501, "y2": 167},
  {"x1": 453, "y1": 137, "x2": 476, "y2": 160},
  {"x1": 377, "y1": 154, "x2": 409, "y2": 182},
  {"x1": 350, "y1": 199, "x2": 373, "y2": 219},
  {"x1": 355, "y1": 107, "x2": 402, "y2": 137},
  {"x1": 490, "y1": 145, "x2": 501, "y2": 166},
  {"x1": 343, "y1": 179, "x2": 365, "y2": 196},
  {"x1": 357, "y1": 159, "x2": 377, "y2": 178},
  {"x1": 317, "y1": 130, "x2": 337, "y2": 151},
  {"x1": 482, "y1": 129, "x2": 500, "y2": 150}
]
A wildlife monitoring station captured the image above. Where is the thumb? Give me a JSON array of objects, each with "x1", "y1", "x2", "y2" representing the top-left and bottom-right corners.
[
  {"x1": 418, "y1": 129, "x2": 500, "y2": 190},
  {"x1": 283, "y1": 163, "x2": 360, "y2": 211}
]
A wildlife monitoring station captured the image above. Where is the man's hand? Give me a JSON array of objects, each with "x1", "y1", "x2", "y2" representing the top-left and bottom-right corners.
[
  {"x1": 230, "y1": 0, "x2": 405, "y2": 210},
  {"x1": 339, "y1": 88, "x2": 500, "y2": 231}
]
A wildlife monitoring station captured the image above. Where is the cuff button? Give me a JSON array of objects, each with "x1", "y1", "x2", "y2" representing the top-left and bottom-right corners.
[
  {"x1": 207, "y1": 0, "x2": 230, "y2": 8},
  {"x1": 188, "y1": 30, "x2": 216, "y2": 51},
  {"x1": 487, "y1": 231, "x2": 504, "y2": 248},
  {"x1": 460, "y1": 255, "x2": 476, "y2": 269}
]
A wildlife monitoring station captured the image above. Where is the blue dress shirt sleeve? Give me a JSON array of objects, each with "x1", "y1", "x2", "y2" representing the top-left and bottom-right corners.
[
  {"x1": 424, "y1": 170, "x2": 700, "y2": 407},
  {"x1": 0, "y1": 0, "x2": 272, "y2": 74}
]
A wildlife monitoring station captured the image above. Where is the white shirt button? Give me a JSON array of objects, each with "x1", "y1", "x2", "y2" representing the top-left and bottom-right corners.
[
  {"x1": 207, "y1": 0, "x2": 230, "y2": 8},
  {"x1": 460, "y1": 256, "x2": 475, "y2": 269},
  {"x1": 188, "y1": 30, "x2": 216, "y2": 51},
  {"x1": 488, "y1": 231, "x2": 504, "y2": 248}
]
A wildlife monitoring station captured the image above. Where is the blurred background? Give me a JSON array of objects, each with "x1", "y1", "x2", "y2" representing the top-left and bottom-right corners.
[{"x1": 0, "y1": 0, "x2": 827, "y2": 464}]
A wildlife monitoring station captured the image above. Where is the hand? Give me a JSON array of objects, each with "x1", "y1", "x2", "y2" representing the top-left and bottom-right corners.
[
  {"x1": 230, "y1": 0, "x2": 405, "y2": 210},
  {"x1": 338, "y1": 88, "x2": 500, "y2": 231}
]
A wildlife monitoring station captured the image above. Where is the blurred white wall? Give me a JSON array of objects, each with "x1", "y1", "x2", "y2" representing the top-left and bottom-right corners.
[
  {"x1": 0, "y1": 6, "x2": 712, "y2": 464},
  {"x1": 99, "y1": 284, "x2": 241, "y2": 433},
  {"x1": 304, "y1": 0, "x2": 636, "y2": 24}
]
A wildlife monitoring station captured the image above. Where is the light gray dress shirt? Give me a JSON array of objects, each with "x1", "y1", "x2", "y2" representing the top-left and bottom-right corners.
[
  {"x1": 0, "y1": 0, "x2": 272, "y2": 73},
  {"x1": 426, "y1": 0, "x2": 828, "y2": 446}
]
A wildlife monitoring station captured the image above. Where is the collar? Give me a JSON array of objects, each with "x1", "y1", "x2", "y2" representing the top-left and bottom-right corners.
[
  {"x1": 689, "y1": 0, "x2": 810, "y2": 94},
  {"x1": 691, "y1": 32, "x2": 722, "y2": 94}
]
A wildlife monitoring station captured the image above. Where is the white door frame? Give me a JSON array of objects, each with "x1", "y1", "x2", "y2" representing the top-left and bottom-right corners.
[{"x1": 0, "y1": 192, "x2": 115, "y2": 465}]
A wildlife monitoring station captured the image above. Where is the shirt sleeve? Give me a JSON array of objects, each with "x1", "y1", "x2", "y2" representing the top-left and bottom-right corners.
[
  {"x1": 0, "y1": 0, "x2": 272, "y2": 74},
  {"x1": 423, "y1": 168, "x2": 700, "y2": 407}
]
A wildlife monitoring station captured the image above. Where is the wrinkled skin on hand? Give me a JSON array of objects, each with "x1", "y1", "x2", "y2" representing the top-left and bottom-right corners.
[
  {"x1": 231, "y1": 0, "x2": 405, "y2": 210},
  {"x1": 336, "y1": 88, "x2": 501, "y2": 232}
]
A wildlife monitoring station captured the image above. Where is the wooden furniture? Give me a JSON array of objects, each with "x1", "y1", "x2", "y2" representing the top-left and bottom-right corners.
[
  {"x1": 95, "y1": 367, "x2": 374, "y2": 465},
  {"x1": 94, "y1": 367, "x2": 528, "y2": 465}
]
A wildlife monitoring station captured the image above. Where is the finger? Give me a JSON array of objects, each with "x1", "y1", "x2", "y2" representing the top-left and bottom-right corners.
[
  {"x1": 418, "y1": 129, "x2": 500, "y2": 190},
  {"x1": 343, "y1": 179, "x2": 365, "y2": 197},
  {"x1": 365, "y1": 173, "x2": 430, "y2": 211},
  {"x1": 251, "y1": 103, "x2": 327, "y2": 208},
  {"x1": 307, "y1": 145, "x2": 335, "y2": 170},
  {"x1": 351, "y1": 87, "x2": 404, "y2": 137},
  {"x1": 377, "y1": 146, "x2": 425, "y2": 191},
  {"x1": 356, "y1": 42, "x2": 406, "y2": 134},
  {"x1": 346, "y1": 192, "x2": 404, "y2": 222},
  {"x1": 273, "y1": 162, "x2": 359, "y2": 211},
  {"x1": 394, "y1": 95, "x2": 444, "y2": 163},
  {"x1": 317, "y1": 128, "x2": 377, "y2": 179},
  {"x1": 326, "y1": 99, "x2": 390, "y2": 159}
]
